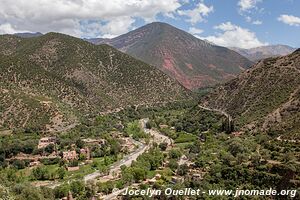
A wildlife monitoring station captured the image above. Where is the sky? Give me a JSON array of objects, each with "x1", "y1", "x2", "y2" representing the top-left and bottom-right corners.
[{"x1": 0, "y1": 0, "x2": 299, "y2": 49}]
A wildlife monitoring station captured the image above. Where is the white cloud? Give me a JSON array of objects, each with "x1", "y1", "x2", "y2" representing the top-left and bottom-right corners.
[
  {"x1": 238, "y1": 0, "x2": 264, "y2": 25},
  {"x1": 101, "y1": 34, "x2": 118, "y2": 39},
  {"x1": 0, "y1": 0, "x2": 182, "y2": 38},
  {"x1": 188, "y1": 27, "x2": 203, "y2": 34},
  {"x1": 0, "y1": 23, "x2": 27, "y2": 34},
  {"x1": 245, "y1": 16, "x2": 252, "y2": 22},
  {"x1": 252, "y1": 20, "x2": 262, "y2": 25},
  {"x1": 278, "y1": 14, "x2": 300, "y2": 26},
  {"x1": 201, "y1": 22, "x2": 267, "y2": 49},
  {"x1": 101, "y1": 17, "x2": 135, "y2": 36},
  {"x1": 178, "y1": 1, "x2": 213, "y2": 24},
  {"x1": 238, "y1": 0, "x2": 262, "y2": 12}
]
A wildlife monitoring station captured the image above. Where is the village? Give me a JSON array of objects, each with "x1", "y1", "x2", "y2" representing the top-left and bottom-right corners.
[
  {"x1": 7, "y1": 120, "x2": 211, "y2": 199},
  {"x1": 5, "y1": 132, "x2": 138, "y2": 174},
  {"x1": 85, "y1": 119, "x2": 208, "y2": 200}
]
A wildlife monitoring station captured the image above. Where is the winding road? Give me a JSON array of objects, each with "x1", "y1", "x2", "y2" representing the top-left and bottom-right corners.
[
  {"x1": 198, "y1": 105, "x2": 232, "y2": 121},
  {"x1": 85, "y1": 118, "x2": 171, "y2": 183},
  {"x1": 140, "y1": 118, "x2": 173, "y2": 146},
  {"x1": 99, "y1": 119, "x2": 173, "y2": 200},
  {"x1": 84, "y1": 138, "x2": 148, "y2": 183},
  {"x1": 46, "y1": 118, "x2": 172, "y2": 195}
]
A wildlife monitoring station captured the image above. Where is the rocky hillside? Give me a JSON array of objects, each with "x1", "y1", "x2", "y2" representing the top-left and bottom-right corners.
[
  {"x1": 202, "y1": 49, "x2": 300, "y2": 138},
  {"x1": 231, "y1": 45, "x2": 297, "y2": 62},
  {"x1": 0, "y1": 33, "x2": 191, "y2": 132},
  {"x1": 88, "y1": 22, "x2": 253, "y2": 90}
]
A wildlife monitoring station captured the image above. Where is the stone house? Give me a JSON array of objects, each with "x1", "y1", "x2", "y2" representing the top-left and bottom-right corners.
[
  {"x1": 38, "y1": 137, "x2": 56, "y2": 149},
  {"x1": 62, "y1": 150, "x2": 78, "y2": 161}
]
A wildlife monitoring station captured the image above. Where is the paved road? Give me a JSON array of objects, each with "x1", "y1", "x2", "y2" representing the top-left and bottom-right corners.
[
  {"x1": 140, "y1": 118, "x2": 173, "y2": 146},
  {"x1": 84, "y1": 138, "x2": 147, "y2": 182},
  {"x1": 100, "y1": 119, "x2": 174, "y2": 199},
  {"x1": 101, "y1": 188, "x2": 128, "y2": 200},
  {"x1": 46, "y1": 118, "x2": 171, "y2": 192},
  {"x1": 90, "y1": 119, "x2": 173, "y2": 183}
]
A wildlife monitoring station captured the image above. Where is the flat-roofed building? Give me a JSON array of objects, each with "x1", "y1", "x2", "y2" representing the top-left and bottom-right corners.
[
  {"x1": 63, "y1": 150, "x2": 78, "y2": 161},
  {"x1": 38, "y1": 137, "x2": 56, "y2": 149}
]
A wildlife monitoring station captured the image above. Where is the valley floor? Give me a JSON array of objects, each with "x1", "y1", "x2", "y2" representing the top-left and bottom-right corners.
[{"x1": 0, "y1": 101, "x2": 299, "y2": 199}]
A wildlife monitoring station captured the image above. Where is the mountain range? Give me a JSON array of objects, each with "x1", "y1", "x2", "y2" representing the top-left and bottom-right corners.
[
  {"x1": 87, "y1": 22, "x2": 253, "y2": 90},
  {"x1": 1, "y1": 22, "x2": 299, "y2": 135},
  {"x1": 0, "y1": 33, "x2": 190, "y2": 132},
  {"x1": 202, "y1": 49, "x2": 300, "y2": 139},
  {"x1": 13, "y1": 32, "x2": 43, "y2": 38},
  {"x1": 231, "y1": 45, "x2": 297, "y2": 62}
]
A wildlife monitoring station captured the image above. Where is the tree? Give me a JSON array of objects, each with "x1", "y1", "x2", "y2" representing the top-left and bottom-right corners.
[
  {"x1": 57, "y1": 167, "x2": 66, "y2": 179},
  {"x1": 14, "y1": 185, "x2": 45, "y2": 200},
  {"x1": 70, "y1": 181, "x2": 85, "y2": 196},
  {"x1": 54, "y1": 184, "x2": 70, "y2": 198},
  {"x1": 168, "y1": 159, "x2": 179, "y2": 172},
  {"x1": 159, "y1": 142, "x2": 168, "y2": 151},
  {"x1": 132, "y1": 167, "x2": 146, "y2": 182},
  {"x1": 125, "y1": 121, "x2": 147, "y2": 140},
  {"x1": 122, "y1": 168, "x2": 134, "y2": 184},
  {"x1": 75, "y1": 139, "x2": 85, "y2": 149},
  {"x1": 145, "y1": 121, "x2": 152, "y2": 129},
  {"x1": 169, "y1": 149, "x2": 182, "y2": 159},
  {"x1": 12, "y1": 160, "x2": 26, "y2": 169},
  {"x1": 189, "y1": 141, "x2": 201, "y2": 154},
  {"x1": 228, "y1": 138, "x2": 247, "y2": 156},
  {"x1": 97, "y1": 181, "x2": 114, "y2": 194},
  {"x1": 177, "y1": 164, "x2": 188, "y2": 176},
  {"x1": 0, "y1": 184, "x2": 15, "y2": 200},
  {"x1": 45, "y1": 144, "x2": 55, "y2": 154},
  {"x1": 32, "y1": 166, "x2": 49, "y2": 180},
  {"x1": 40, "y1": 186, "x2": 55, "y2": 200},
  {"x1": 79, "y1": 154, "x2": 87, "y2": 161},
  {"x1": 109, "y1": 140, "x2": 121, "y2": 155}
]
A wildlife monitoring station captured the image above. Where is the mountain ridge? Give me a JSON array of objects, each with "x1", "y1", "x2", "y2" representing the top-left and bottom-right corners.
[
  {"x1": 0, "y1": 32, "x2": 191, "y2": 131},
  {"x1": 231, "y1": 45, "x2": 297, "y2": 62},
  {"x1": 87, "y1": 22, "x2": 253, "y2": 90},
  {"x1": 202, "y1": 50, "x2": 300, "y2": 138}
]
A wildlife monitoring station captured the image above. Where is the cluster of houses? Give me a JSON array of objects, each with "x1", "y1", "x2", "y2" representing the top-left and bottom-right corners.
[
  {"x1": 113, "y1": 132, "x2": 138, "y2": 153},
  {"x1": 15, "y1": 135, "x2": 136, "y2": 172},
  {"x1": 38, "y1": 137, "x2": 93, "y2": 159},
  {"x1": 7, "y1": 133, "x2": 140, "y2": 173},
  {"x1": 15, "y1": 136, "x2": 105, "y2": 171}
]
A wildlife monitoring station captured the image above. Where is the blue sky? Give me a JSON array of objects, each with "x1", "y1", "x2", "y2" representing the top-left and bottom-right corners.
[
  {"x1": 0, "y1": 0, "x2": 299, "y2": 48},
  {"x1": 152, "y1": 0, "x2": 300, "y2": 48}
]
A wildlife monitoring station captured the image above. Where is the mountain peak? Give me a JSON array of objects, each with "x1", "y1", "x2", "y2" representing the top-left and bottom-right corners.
[
  {"x1": 147, "y1": 21, "x2": 170, "y2": 26},
  {"x1": 144, "y1": 22, "x2": 183, "y2": 31},
  {"x1": 87, "y1": 22, "x2": 252, "y2": 89}
]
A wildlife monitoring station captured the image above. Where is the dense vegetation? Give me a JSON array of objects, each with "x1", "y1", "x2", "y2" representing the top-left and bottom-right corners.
[{"x1": 0, "y1": 86, "x2": 299, "y2": 199}]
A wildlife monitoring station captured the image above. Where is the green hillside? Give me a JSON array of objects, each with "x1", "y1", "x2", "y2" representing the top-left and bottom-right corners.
[
  {"x1": 202, "y1": 49, "x2": 300, "y2": 139},
  {"x1": 0, "y1": 33, "x2": 191, "y2": 132}
]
